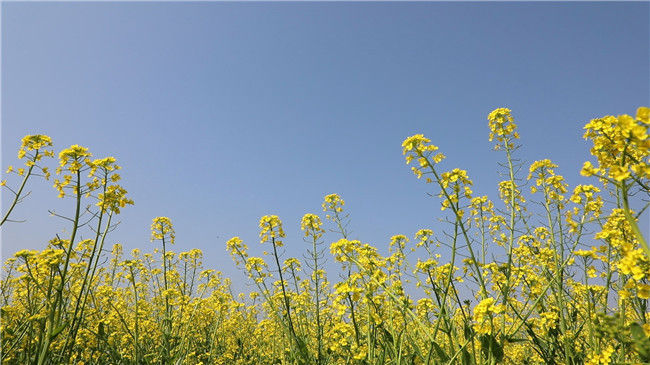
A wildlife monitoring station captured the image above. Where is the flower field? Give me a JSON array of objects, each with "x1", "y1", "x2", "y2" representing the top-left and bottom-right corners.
[{"x1": 1, "y1": 107, "x2": 649, "y2": 364}]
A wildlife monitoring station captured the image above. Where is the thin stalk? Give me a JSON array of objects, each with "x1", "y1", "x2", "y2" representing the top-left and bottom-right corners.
[
  {"x1": 38, "y1": 168, "x2": 82, "y2": 365},
  {"x1": 1, "y1": 162, "x2": 36, "y2": 226},
  {"x1": 499, "y1": 137, "x2": 518, "y2": 350},
  {"x1": 418, "y1": 150, "x2": 489, "y2": 299},
  {"x1": 310, "y1": 237, "x2": 324, "y2": 364},
  {"x1": 621, "y1": 180, "x2": 650, "y2": 257},
  {"x1": 130, "y1": 265, "x2": 141, "y2": 365},
  {"x1": 62, "y1": 180, "x2": 114, "y2": 360},
  {"x1": 161, "y1": 235, "x2": 172, "y2": 363}
]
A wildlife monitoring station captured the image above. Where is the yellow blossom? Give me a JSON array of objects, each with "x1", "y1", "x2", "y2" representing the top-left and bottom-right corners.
[
  {"x1": 151, "y1": 217, "x2": 175, "y2": 243},
  {"x1": 259, "y1": 215, "x2": 285, "y2": 245}
]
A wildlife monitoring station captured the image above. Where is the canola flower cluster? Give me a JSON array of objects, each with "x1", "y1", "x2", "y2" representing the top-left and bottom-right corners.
[{"x1": 1, "y1": 107, "x2": 649, "y2": 365}]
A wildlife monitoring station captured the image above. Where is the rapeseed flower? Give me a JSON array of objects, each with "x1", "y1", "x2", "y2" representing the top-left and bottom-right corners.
[{"x1": 151, "y1": 216, "x2": 175, "y2": 243}]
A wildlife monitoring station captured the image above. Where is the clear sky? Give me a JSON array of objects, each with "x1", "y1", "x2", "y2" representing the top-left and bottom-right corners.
[{"x1": 2, "y1": 2, "x2": 649, "y2": 291}]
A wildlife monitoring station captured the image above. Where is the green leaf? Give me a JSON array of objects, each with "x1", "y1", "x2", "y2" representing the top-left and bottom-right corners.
[
  {"x1": 630, "y1": 322, "x2": 650, "y2": 362},
  {"x1": 98, "y1": 321, "x2": 105, "y2": 339},
  {"x1": 431, "y1": 340, "x2": 450, "y2": 363},
  {"x1": 480, "y1": 334, "x2": 504, "y2": 363},
  {"x1": 461, "y1": 348, "x2": 472, "y2": 365},
  {"x1": 50, "y1": 321, "x2": 68, "y2": 340},
  {"x1": 505, "y1": 336, "x2": 528, "y2": 343},
  {"x1": 464, "y1": 322, "x2": 474, "y2": 339}
]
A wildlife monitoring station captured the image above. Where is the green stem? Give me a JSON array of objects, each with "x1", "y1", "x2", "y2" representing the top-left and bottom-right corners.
[
  {"x1": 271, "y1": 236, "x2": 298, "y2": 342},
  {"x1": 1, "y1": 161, "x2": 36, "y2": 226},
  {"x1": 621, "y1": 181, "x2": 650, "y2": 258},
  {"x1": 38, "y1": 168, "x2": 82, "y2": 365},
  {"x1": 161, "y1": 235, "x2": 172, "y2": 363}
]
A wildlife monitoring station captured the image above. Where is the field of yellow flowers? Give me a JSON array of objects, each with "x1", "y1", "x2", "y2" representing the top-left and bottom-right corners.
[{"x1": 1, "y1": 107, "x2": 649, "y2": 365}]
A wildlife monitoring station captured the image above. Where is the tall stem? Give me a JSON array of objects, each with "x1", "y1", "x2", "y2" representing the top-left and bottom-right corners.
[{"x1": 1, "y1": 162, "x2": 36, "y2": 226}]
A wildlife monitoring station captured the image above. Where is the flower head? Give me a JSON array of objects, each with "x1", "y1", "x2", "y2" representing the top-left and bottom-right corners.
[
  {"x1": 488, "y1": 107, "x2": 519, "y2": 148},
  {"x1": 58, "y1": 145, "x2": 93, "y2": 173},
  {"x1": 402, "y1": 134, "x2": 445, "y2": 178},
  {"x1": 301, "y1": 213, "x2": 324, "y2": 239},
  {"x1": 259, "y1": 215, "x2": 285, "y2": 246},
  {"x1": 97, "y1": 185, "x2": 133, "y2": 214},
  {"x1": 151, "y1": 217, "x2": 175, "y2": 244},
  {"x1": 18, "y1": 134, "x2": 54, "y2": 161},
  {"x1": 582, "y1": 107, "x2": 650, "y2": 183}
]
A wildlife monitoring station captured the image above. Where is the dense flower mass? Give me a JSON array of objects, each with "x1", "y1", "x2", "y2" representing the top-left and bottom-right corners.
[
  {"x1": 1, "y1": 107, "x2": 649, "y2": 365},
  {"x1": 301, "y1": 213, "x2": 325, "y2": 239},
  {"x1": 259, "y1": 215, "x2": 285, "y2": 245},
  {"x1": 402, "y1": 134, "x2": 446, "y2": 179},
  {"x1": 581, "y1": 107, "x2": 650, "y2": 181},
  {"x1": 487, "y1": 107, "x2": 519, "y2": 148},
  {"x1": 151, "y1": 216, "x2": 175, "y2": 243},
  {"x1": 57, "y1": 144, "x2": 93, "y2": 173},
  {"x1": 97, "y1": 185, "x2": 133, "y2": 214},
  {"x1": 18, "y1": 134, "x2": 54, "y2": 160}
]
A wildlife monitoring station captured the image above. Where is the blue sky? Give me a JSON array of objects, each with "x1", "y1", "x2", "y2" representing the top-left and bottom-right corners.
[{"x1": 2, "y1": 2, "x2": 649, "y2": 290}]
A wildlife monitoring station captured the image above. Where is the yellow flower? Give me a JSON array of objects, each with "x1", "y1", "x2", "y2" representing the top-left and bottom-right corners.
[
  {"x1": 322, "y1": 193, "x2": 345, "y2": 215},
  {"x1": 402, "y1": 134, "x2": 437, "y2": 155},
  {"x1": 528, "y1": 159, "x2": 557, "y2": 179},
  {"x1": 389, "y1": 234, "x2": 408, "y2": 250},
  {"x1": 580, "y1": 161, "x2": 599, "y2": 177},
  {"x1": 245, "y1": 257, "x2": 268, "y2": 276},
  {"x1": 402, "y1": 134, "x2": 445, "y2": 179},
  {"x1": 259, "y1": 215, "x2": 285, "y2": 245},
  {"x1": 487, "y1": 107, "x2": 519, "y2": 144},
  {"x1": 89, "y1": 156, "x2": 119, "y2": 177},
  {"x1": 583, "y1": 108, "x2": 649, "y2": 183},
  {"x1": 439, "y1": 168, "x2": 472, "y2": 189},
  {"x1": 14, "y1": 249, "x2": 38, "y2": 259},
  {"x1": 585, "y1": 345, "x2": 614, "y2": 365},
  {"x1": 637, "y1": 106, "x2": 649, "y2": 124},
  {"x1": 151, "y1": 217, "x2": 175, "y2": 243},
  {"x1": 330, "y1": 238, "x2": 361, "y2": 262},
  {"x1": 300, "y1": 213, "x2": 324, "y2": 238},
  {"x1": 415, "y1": 258, "x2": 438, "y2": 272},
  {"x1": 414, "y1": 229, "x2": 434, "y2": 247},
  {"x1": 472, "y1": 297, "x2": 502, "y2": 335},
  {"x1": 574, "y1": 248, "x2": 600, "y2": 260},
  {"x1": 617, "y1": 248, "x2": 647, "y2": 281},
  {"x1": 283, "y1": 257, "x2": 301, "y2": 272},
  {"x1": 570, "y1": 184, "x2": 600, "y2": 204},
  {"x1": 58, "y1": 145, "x2": 93, "y2": 173},
  {"x1": 637, "y1": 283, "x2": 650, "y2": 299},
  {"x1": 18, "y1": 134, "x2": 54, "y2": 163},
  {"x1": 96, "y1": 185, "x2": 134, "y2": 214},
  {"x1": 609, "y1": 165, "x2": 631, "y2": 181},
  {"x1": 498, "y1": 180, "x2": 526, "y2": 209}
]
